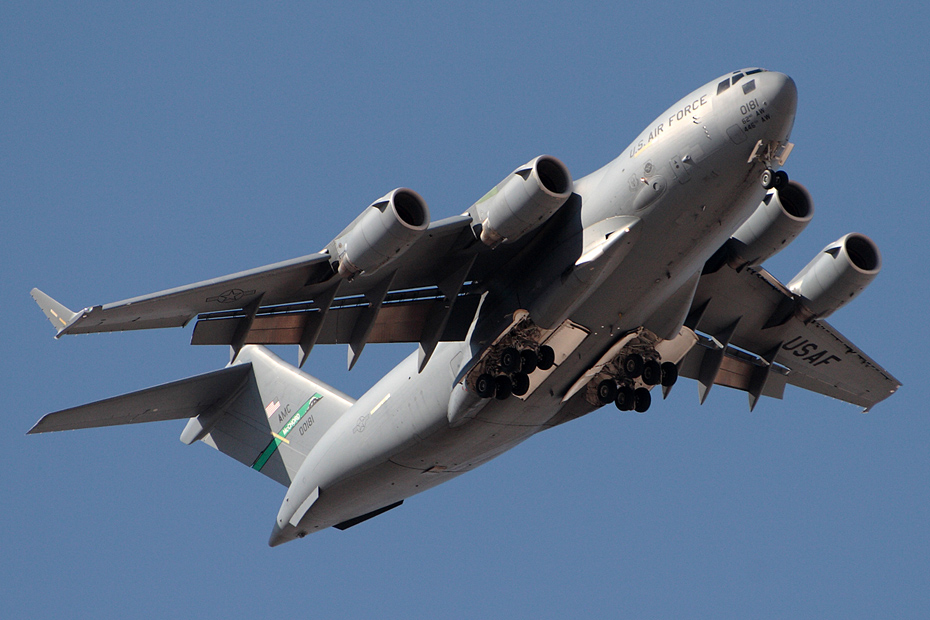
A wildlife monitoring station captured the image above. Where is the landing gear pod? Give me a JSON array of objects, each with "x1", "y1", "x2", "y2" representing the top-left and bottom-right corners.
[{"x1": 469, "y1": 155, "x2": 573, "y2": 247}]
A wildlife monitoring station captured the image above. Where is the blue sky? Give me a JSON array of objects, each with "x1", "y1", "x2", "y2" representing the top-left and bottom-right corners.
[{"x1": 3, "y1": 2, "x2": 928, "y2": 618}]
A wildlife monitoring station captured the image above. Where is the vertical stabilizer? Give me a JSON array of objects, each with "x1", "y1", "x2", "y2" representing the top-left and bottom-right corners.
[{"x1": 194, "y1": 346, "x2": 356, "y2": 486}]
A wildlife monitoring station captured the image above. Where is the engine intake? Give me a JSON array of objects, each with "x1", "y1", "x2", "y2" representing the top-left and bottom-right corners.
[
  {"x1": 469, "y1": 155, "x2": 573, "y2": 247},
  {"x1": 330, "y1": 188, "x2": 430, "y2": 279},
  {"x1": 787, "y1": 233, "x2": 881, "y2": 318},
  {"x1": 732, "y1": 181, "x2": 814, "y2": 266}
]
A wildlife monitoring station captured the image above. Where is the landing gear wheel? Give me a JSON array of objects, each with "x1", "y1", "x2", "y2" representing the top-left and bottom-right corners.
[
  {"x1": 633, "y1": 388, "x2": 652, "y2": 413},
  {"x1": 536, "y1": 345, "x2": 556, "y2": 371},
  {"x1": 596, "y1": 379, "x2": 618, "y2": 405},
  {"x1": 641, "y1": 360, "x2": 662, "y2": 386},
  {"x1": 494, "y1": 375, "x2": 512, "y2": 400},
  {"x1": 761, "y1": 168, "x2": 774, "y2": 189},
  {"x1": 520, "y1": 349, "x2": 538, "y2": 375},
  {"x1": 475, "y1": 373, "x2": 495, "y2": 398},
  {"x1": 660, "y1": 362, "x2": 679, "y2": 387},
  {"x1": 615, "y1": 385, "x2": 635, "y2": 411},
  {"x1": 622, "y1": 353, "x2": 644, "y2": 378},
  {"x1": 499, "y1": 347, "x2": 522, "y2": 373},
  {"x1": 511, "y1": 372, "x2": 530, "y2": 397},
  {"x1": 773, "y1": 170, "x2": 789, "y2": 190}
]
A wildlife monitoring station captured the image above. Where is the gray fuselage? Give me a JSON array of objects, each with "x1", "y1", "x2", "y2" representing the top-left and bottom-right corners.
[{"x1": 271, "y1": 69, "x2": 798, "y2": 544}]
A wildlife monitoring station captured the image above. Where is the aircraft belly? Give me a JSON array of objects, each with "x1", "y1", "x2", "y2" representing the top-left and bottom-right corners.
[
  {"x1": 388, "y1": 417, "x2": 544, "y2": 473},
  {"x1": 298, "y1": 460, "x2": 466, "y2": 533},
  {"x1": 390, "y1": 352, "x2": 579, "y2": 471},
  {"x1": 295, "y1": 157, "x2": 772, "y2": 537},
  {"x1": 296, "y1": 354, "x2": 562, "y2": 531},
  {"x1": 377, "y1": 145, "x2": 767, "y2": 484}
]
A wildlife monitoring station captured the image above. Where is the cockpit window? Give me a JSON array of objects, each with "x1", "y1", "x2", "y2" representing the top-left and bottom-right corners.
[{"x1": 719, "y1": 70, "x2": 766, "y2": 95}]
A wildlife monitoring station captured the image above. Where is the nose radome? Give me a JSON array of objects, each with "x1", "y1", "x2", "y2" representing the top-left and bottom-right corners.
[{"x1": 764, "y1": 72, "x2": 798, "y2": 119}]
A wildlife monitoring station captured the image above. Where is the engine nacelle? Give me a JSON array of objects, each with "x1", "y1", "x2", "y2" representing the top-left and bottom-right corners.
[
  {"x1": 732, "y1": 181, "x2": 813, "y2": 266},
  {"x1": 787, "y1": 233, "x2": 882, "y2": 318},
  {"x1": 469, "y1": 155, "x2": 573, "y2": 247},
  {"x1": 330, "y1": 188, "x2": 430, "y2": 279}
]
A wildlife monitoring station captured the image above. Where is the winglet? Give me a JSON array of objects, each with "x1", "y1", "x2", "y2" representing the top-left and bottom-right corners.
[{"x1": 30, "y1": 288, "x2": 78, "y2": 336}]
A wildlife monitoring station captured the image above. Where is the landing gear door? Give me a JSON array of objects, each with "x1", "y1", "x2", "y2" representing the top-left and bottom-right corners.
[{"x1": 519, "y1": 320, "x2": 590, "y2": 399}]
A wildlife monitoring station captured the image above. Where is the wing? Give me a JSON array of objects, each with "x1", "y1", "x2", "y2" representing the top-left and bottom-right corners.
[
  {"x1": 33, "y1": 214, "x2": 526, "y2": 369},
  {"x1": 677, "y1": 256, "x2": 900, "y2": 411}
]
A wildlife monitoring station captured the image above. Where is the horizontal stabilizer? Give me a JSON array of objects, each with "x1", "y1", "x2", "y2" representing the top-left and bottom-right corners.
[
  {"x1": 29, "y1": 364, "x2": 253, "y2": 434},
  {"x1": 31, "y1": 288, "x2": 78, "y2": 335},
  {"x1": 30, "y1": 346, "x2": 357, "y2": 487}
]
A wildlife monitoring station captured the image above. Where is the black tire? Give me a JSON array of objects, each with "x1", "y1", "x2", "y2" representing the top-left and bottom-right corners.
[
  {"x1": 622, "y1": 353, "x2": 644, "y2": 378},
  {"x1": 537, "y1": 345, "x2": 556, "y2": 371},
  {"x1": 773, "y1": 170, "x2": 789, "y2": 190},
  {"x1": 512, "y1": 372, "x2": 530, "y2": 396},
  {"x1": 596, "y1": 379, "x2": 618, "y2": 405},
  {"x1": 633, "y1": 388, "x2": 651, "y2": 413},
  {"x1": 494, "y1": 375, "x2": 512, "y2": 400},
  {"x1": 761, "y1": 168, "x2": 774, "y2": 189},
  {"x1": 641, "y1": 360, "x2": 662, "y2": 386},
  {"x1": 615, "y1": 385, "x2": 635, "y2": 411},
  {"x1": 660, "y1": 362, "x2": 679, "y2": 387},
  {"x1": 520, "y1": 349, "x2": 538, "y2": 375},
  {"x1": 499, "y1": 347, "x2": 521, "y2": 373},
  {"x1": 475, "y1": 373, "x2": 495, "y2": 398}
]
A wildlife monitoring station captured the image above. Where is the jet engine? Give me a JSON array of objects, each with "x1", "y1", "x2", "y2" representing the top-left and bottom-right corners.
[
  {"x1": 731, "y1": 181, "x2": 814, "y2": 266},
  {"x1": 787, "y1": 233, "x2": 882, "y2": 318},
  {"x1": 329, "y1": 188, "x2": 430, "y2": 279},
  {"x1": 469, "y1": 155, "x2": 573, "y2": 247}
]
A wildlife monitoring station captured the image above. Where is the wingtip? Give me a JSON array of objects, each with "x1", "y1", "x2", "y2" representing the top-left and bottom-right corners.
[{"x1": 31, "y1": 288, "x2": 78, "y2": 335}]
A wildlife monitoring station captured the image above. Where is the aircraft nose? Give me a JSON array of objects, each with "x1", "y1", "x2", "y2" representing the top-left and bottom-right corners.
[
  {"x1": 766, "y1": 72, "x2": 797, "y2": 112},
  {"x1": 761, "y1": 72, "x2": 798, "y2": 134}
]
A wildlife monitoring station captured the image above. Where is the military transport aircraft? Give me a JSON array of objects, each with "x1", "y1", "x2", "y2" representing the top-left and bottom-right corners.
[{"x1": 31, "y1": 69, "x2": 899, "y2": 546}]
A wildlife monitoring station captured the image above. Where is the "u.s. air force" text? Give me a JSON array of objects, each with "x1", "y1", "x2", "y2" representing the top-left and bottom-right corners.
[{"x1": 630, "y1": 94, "x2": 709, "y2": 158}]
